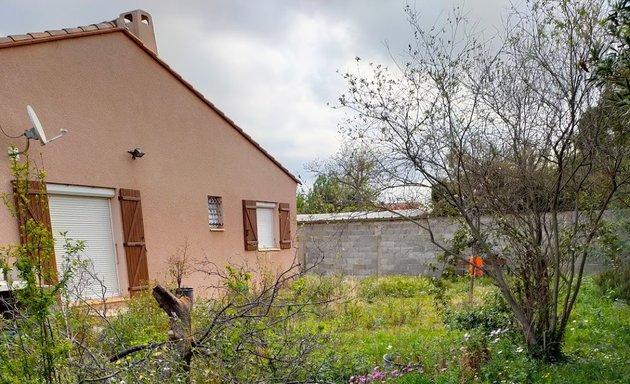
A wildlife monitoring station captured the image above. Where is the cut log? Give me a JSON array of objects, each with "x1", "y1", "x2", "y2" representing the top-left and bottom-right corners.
[{"x1": 152, "y1": 284, "x2": 193, "y2": 381}]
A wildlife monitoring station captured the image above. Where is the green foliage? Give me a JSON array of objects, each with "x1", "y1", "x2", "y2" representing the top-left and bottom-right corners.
[
  {"x1": 300, "y1": 144, "x2": 379, "y2": 214},
  {"x1": 0, "y1": 154, "x2": 82, "y2": 383},
  {"x1": 576, "y1": 87, "x2": 630, "y2": 210},
  {"x1": 592, "y1": 0, "x2": 630, "y2": 106},
  {"x1": 328, "y1": 275, "x2": 630, "y2": 384},
  {"x1": 296, "y1": 188, "x2": 308, "y2": 214},
  {"x1": 338, "y1": 0, "x2": 625, "y2": 363},
  {"x1": 224, "y1": 264, "x2": 252, "y2": 298},
  {"x1": 594, "y1": 216, "x2": 630, "y2": 301},
  {"x1": 359, "y1": 275, "x2": 432, "y2": 300},
  {"x1": 0, "y1": 265, "x2": 626, "y2": 383},
  {"x1": 288, "y1": 273, "x2": 347, "y2": 305},
  {"x1": 102, "y1": 289, "x2": 169, "y2": 351},
  {"x1": 299, "y1": 173, "x2": 376, "y2": 214},
  {"x1": 0, "y1": 145, "x2": 625, "y2": 384},
  {"x1": 443, "y1": 290, "x2": 515, "y2": 336},
  {"x1": 187, "y1": 271, "x2": 335, "y2": 383},
  {"x1": 553, "y1": 278, "x2": 630, "y2": 383},
  {"x1": 595, "y1": 268, "x2": 630, "y2": 302},
  {"x1": 389, "y1": 373, "x2": 434, "y2": 383},
  {"x1": 475, "y1": 337, "x2": 534, "y2": 384}
]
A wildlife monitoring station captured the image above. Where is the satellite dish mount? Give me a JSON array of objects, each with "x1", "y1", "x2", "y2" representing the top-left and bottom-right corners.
[
  {"x1": 25, "y1": 105, "x2": 67, "y2": 145},
  {"x1": 16, "y1": 105, "x2": 68, "y2": 154}
]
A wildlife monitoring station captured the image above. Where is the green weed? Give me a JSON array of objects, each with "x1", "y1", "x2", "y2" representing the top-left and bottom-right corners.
[{"x1": 359, "y1": 275, "x2": 432, "y2": 300}]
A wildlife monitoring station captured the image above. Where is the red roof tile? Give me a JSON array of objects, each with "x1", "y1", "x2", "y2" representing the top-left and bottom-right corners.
[
  {"x1": 10, "y1": 34, "x2": 32, "y2": 42},
  {"x1": 0, "y1": 21, "x2": 119, "y2": 46},
  {"x1": 62, "y1": 27, "x2": 84, "y2": 34},
  {"x1": 28, "y1": 32, "x2": 52, "y2": 39},
  {"x1": 95, "y1": 22, "x2": 116, "y2": 30},
  {"x1": 80, "y1": 25, "x2": 99, "y2": 32},
  {"x1": 46, "y1": 29, "x2": 72, "y2": 37}
]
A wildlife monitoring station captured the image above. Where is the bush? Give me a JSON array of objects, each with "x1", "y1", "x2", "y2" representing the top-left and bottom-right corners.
[
  {"x1": 595, "y1": 266, "x2": 630, "y2": 302},
  {"x1": 443, "y1": 290, "x2": 514, "y2": 335},
  {"x1": 101, "y1": 288, "x2": 169, "y2": 353},
  {"x1": 594, "y1": 216, "x2": 630, "y2": 302}
]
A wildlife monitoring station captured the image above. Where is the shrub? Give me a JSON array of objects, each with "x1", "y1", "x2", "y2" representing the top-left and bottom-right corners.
[
  {"x1": 101, "y1": 288, "x2": 169, "y2": 353},
  {"x1": 443, "y1": 290, "x2": 514, "y2": 335},
  {"x1": 595, "y1": 266, "x2": 630, "y2": 302},
  {"x1": 593, "y1": 216, "x2": 630, "y2": 302}
]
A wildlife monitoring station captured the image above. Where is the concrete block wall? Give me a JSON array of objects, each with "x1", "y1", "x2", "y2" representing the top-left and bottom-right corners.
[
  {"x1": 297, "y1": 211, "x2": 612, "y2": 277},
  {"x1": 298, "y1": 216, "x2": 462, "y2": 276}
]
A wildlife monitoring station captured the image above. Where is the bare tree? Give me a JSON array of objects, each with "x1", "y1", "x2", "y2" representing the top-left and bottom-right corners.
[{"x1": 339, "y1": 0, "x2": 629, "y2": 361}]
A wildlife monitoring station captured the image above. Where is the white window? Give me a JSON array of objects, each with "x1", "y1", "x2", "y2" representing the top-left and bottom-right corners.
[
  {"x1": 242, "y1": 200, "x2": 291, "y2": 251},
  {"x1": 47, "y1": 184, "x2": 119, "y2": 299},
  {"x1": 256, "y1": 202, "x2": 276, "y2": 249},
  {"x1": 208, "y1": 196, "x2": 223, "y2": 229}
]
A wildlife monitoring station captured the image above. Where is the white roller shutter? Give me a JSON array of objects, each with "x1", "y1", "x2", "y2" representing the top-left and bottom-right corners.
[
  {"x1": 48, "y1": 191, "x2": 119, "y2": 299},
  {"x1": 256, "y1": 202, "x2": 276, "y2": 249}
]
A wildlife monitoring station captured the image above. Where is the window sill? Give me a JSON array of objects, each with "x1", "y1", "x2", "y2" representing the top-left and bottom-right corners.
[
  {"x1": 209, "y1": 228, "x2": 224, "y2": 232},
  {"x1": 258, "y1": 247, "x2": 281, "y2": 252}
]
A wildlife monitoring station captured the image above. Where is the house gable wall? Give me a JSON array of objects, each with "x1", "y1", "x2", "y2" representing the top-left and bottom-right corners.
[{"x1": 0, "y1": 32, "x2": 297, "y2": 296}]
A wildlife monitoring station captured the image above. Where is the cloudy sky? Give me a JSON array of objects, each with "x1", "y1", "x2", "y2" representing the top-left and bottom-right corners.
[{"x1": 0, "y1": 0, "x2": 512, "y2": 185}]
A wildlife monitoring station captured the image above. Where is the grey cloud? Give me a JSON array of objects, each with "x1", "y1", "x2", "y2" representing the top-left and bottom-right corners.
[{"x1": 1, "y1": 0, "x2": 517, "y2": 183}]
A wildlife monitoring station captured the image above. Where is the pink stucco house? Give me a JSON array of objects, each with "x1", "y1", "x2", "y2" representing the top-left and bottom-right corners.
[{"x1": 0, "y1": 10, "x2": 298, "y2": 299}]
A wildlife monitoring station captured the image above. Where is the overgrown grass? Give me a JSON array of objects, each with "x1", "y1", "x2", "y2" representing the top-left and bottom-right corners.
[
  {"x1": 294, "y1": 274, "x2": 630, "y2": 383},
  {"x1": 2, "y1": 274, "x2": 627, "y2": 383}
]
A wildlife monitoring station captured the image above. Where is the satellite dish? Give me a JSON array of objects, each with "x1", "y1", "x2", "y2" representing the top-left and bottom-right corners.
[{"x1": 24, "y1": 105, "x2": 67, "y2": 145}]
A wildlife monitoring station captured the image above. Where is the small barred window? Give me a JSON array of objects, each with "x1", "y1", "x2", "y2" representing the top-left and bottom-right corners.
[{"x1": 208, "y1": 196, "x2": 223, "y2": 229}]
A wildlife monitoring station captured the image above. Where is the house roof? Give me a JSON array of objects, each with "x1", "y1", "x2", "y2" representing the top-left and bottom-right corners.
[{"x1": 0, "y1": 16, "x2": 301, "y2": 184}]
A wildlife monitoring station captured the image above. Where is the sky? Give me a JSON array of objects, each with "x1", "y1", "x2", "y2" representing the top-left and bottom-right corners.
[{"x1": 0, "y1": 0, "x2": 513, "y2": 186}]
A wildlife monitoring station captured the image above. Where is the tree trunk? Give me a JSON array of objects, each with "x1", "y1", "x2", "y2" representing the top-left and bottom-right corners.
[{"x1": 152, "y1": 284, "x2": 193, "y2": 382}]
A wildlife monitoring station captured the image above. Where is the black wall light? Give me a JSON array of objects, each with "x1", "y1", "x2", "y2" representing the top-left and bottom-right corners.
[{"x1": 128, "y1": 148, "x2": 145, "y2": 159}]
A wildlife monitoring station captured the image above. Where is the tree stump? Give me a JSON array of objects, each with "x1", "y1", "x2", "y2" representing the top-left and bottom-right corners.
[{"x1": 152, "y1": 284, "x2": 193, "y2": 380}]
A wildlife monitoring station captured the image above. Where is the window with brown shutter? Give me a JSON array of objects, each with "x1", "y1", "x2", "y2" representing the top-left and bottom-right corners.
[
  {"x1": 242, "y1": 200, "x2": 258, "y2": 251},
  {"x1": 12, "y1": 180, "x2": 57, "y2": 284},
  {"x1": 279, "y1": 203, "x2": 291, "y2": 249},
  {"x1": 243, "y1": 200, "x2": 292, "y2": 251},
  {"x1": 118, "y1": 188, "x2": 149, "y2": 296}
]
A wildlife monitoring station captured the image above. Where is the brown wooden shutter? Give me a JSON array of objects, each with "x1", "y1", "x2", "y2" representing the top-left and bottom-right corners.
[
  {"x1": 119, "y1": 188, "x2": 149, "y2": 296},
  {"x1": 242, "y1": 200, "x2": 258, "y2": 251},
  {"x1": 279, "y1": 202, "x2": 291, "y2": 249},
  {"x1": 12, "y1": 180, "x2": 57, "y2": 284}
]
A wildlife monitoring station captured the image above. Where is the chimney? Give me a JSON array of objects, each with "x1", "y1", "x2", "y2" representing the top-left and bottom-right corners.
[{"x1": 116, "y1": 10, "x2": 158, "y2": 54}]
